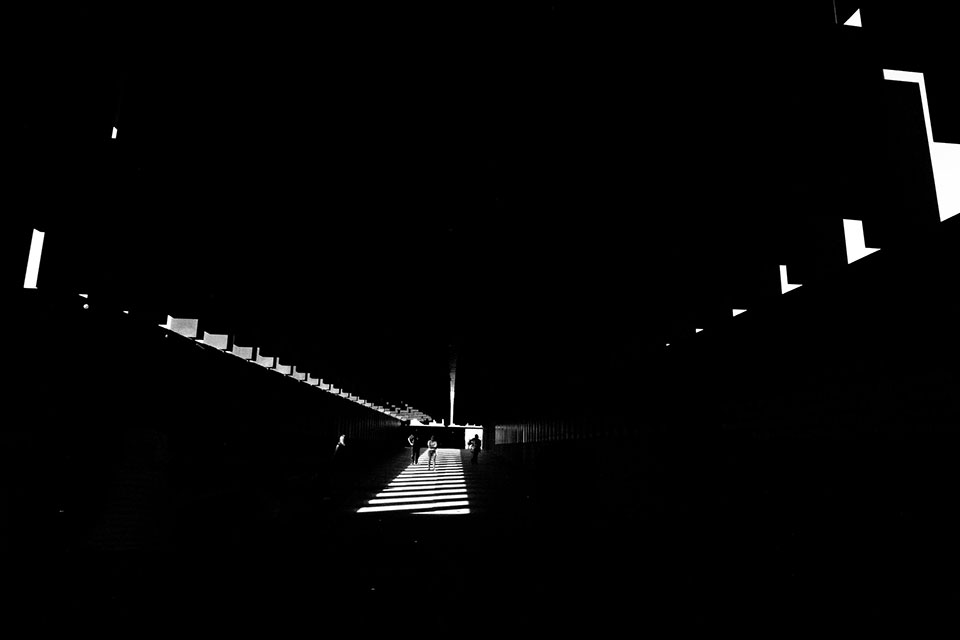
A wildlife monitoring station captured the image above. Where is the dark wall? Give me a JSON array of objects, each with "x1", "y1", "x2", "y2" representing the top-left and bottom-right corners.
[
  {"x1": 409, "y1": 426, "x2": 470, "y2": 450},
  {"x1": 483, "y1": 216, "x2": 960, "y2": 609},
  {"x1": 2, "y1": 288, "x2": 404, "y2": 559}
]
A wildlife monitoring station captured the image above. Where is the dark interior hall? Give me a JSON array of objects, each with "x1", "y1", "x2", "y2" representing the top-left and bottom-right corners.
[{"x1": 4, "y1": 1, "x2": 960, "y2": 625}]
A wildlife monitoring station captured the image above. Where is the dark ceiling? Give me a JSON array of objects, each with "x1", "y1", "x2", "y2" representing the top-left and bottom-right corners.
[{"x1": 10, "y1": 2, "x2": 958, "y2": 425}]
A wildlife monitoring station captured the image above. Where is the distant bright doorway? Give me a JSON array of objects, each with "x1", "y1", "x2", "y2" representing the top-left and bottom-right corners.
[{"x1": 463, "y1": 428, "x2": 482, "y2": 449}]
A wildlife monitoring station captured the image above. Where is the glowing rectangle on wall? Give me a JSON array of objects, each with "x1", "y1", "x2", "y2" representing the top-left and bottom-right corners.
[
  {"x1": 842, "y1": 219, "x2": 880, "y2": 263},
  {"x1": 23, "y1": 229, "x2": 45, "y2": 289},
  {"x1": 882, "y1": 69, "x2": 960, "y2": 221}
]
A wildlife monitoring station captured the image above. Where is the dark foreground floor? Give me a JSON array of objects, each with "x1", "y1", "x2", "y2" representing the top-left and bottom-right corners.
[{"x1": 12, "y1": 433, "x2": 960, "y2": 627}]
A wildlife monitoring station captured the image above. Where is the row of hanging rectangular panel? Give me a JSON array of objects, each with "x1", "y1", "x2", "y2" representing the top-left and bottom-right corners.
[{"x1": 8, "y1": 217, "x2": 430, "y2": 425}]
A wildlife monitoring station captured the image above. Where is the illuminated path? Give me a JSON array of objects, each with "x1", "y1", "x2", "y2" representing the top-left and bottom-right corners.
[
  {"x1": 300, "y1": 445, "x2": 526, "y2": 608},
  {"x1": 357, "y1": 448, "x2": 473, "y2": 515}
]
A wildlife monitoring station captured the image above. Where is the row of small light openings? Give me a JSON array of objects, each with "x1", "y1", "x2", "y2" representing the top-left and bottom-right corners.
[
  {"x1": 161, "y1": 318, "x2": 433, "y2": 422},
  {"x1": 26, "y1": 69, "x2": 960, "y2": 350},
  {"x1": 20, "y1": 231, "x2": 428, "y2": 422},
  {"x1": 672, "y1": 68, "x2": 959, "y2": 345}
]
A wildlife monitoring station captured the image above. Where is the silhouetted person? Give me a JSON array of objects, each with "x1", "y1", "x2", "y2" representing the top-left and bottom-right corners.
[
  {"x1": 427, "y1": 435, "x2": 438, "y2": 470},
  {"x1": 327, "y1": 434, "x2": 347, "y2": 495},
  {"x1": 468, "y1": 434, "x2": 481, "y2": 464},
  {"x1": 408, "y1": 432, "x2": 420, "y2": 464}
]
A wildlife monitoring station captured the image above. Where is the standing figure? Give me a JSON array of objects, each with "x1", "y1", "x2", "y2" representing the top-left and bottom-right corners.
[
  {"x1": 427, "y1": 435, "x2": 438, "y2": 470},
  {"x1": 329, "y1": 434, "x2": 347, "y2": 493},
  {"x1": 408, "y1": 432, "x2": 420, "y2": 464},
  {"x1": 468, "y1": 433, "x2": 481, "y2": 465}
]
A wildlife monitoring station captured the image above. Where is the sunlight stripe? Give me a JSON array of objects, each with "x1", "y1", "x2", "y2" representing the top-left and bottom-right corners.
[
  {"x1": 375, "y1": 488, "x2": 467, "y2": 498},
  {"x1": 358, "y1": 500, "x2": 469, "y2": 514},
  {"x1": 383, "y1": 485, "x2": 466, "y2": 492},
  {"x1": 369, "y1": 494, "x2": 468, "y2": 505},
  {"x1": 412, "y1": 508, "x2": 471, "y2": 515}
]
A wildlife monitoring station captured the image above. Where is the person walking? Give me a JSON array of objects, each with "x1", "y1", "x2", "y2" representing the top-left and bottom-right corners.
[
  {"x1": 329, "y1": 434, "x2": 347, "y2": 495},
  {"x1": 408, "y1": 432, "x2": 420, "y2": 464},
  {"x1": 427, "y1": 434, "x2": 438, "y2": 470},
  {"x1": 468, "y1": 433, "x2": 481, "y2": 465}
]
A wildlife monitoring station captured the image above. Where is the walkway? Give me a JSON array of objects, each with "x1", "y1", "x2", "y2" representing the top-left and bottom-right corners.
[{"x1": 357, "y1": 448, "x2": 474, "y2": 515}]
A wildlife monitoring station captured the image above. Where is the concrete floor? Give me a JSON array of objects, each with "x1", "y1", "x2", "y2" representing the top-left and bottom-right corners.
[{"x1": 23, "y1": 437, "x2": 960, "y2": 627}]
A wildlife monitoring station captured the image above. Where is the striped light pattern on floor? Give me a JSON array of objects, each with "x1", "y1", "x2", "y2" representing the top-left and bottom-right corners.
[{"x1": 357, "y1": 449, "x2": 470, "y2": 515}]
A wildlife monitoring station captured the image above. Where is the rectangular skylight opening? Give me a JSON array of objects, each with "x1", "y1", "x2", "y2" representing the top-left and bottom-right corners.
[{"x1": 23, "y1": 229, "x2": 45, "y2": 289}]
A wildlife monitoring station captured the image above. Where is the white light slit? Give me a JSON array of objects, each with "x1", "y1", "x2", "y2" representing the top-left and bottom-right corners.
[
  {"x1": 23, "y1": 229, "x2": 45, "y2": 289},
  {"x1": 842, "y1": 219, "x2": 880, "y2": 263},
  {"x1": 882, "y1": 70, "x2": 960, "y2": 221},
  {"x1": 780, "y1": 265, "x2": 802, "y2": 294}
]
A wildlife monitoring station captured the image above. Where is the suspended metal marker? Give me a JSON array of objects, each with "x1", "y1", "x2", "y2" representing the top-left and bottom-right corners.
[
  {"x1": 732, "y1": 309, "x2": 747, "y2": 317},
  {"x1": 882, "y1": 70, "x2": 960, "y2": 221},
  {"x1": 842, "y1": 219, "x2": 880, "y2": 263},
  {"x1": 231, "y1": 344, "x2": 254, "y2": 359},
  {"x1": 23, "y1": 229, "x2": 45, "y2": 289},
  {"x1": 202, "y1": 332, "x2": 229, "y2": 350},
  {"x1": 255, "y1": 348, "x2": 275, "y2": 368},
  {"x1": 779, "y1": 265, "x2": 802, "y2": 294},
  {"x1": 168, "y1": 317, "x2": 198, "y2": 338},
  {"x1": 695, "y1": 328, "x2": 703, "y2": 334},
  {"x1": 844, "y1": 9, "x2": 862, "y2": 27},
  {"x1": 111, "y1": 126, "x2": 117, "y2": 139}
]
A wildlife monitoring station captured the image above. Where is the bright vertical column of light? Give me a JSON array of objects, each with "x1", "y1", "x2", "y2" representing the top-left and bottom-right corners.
[
  {"x1": 23, "y1": 229, "x2": 45, "y2": 289},
  {"x1": 842, "y1": 219, "x2": 880, "y2": 263},
  {"x1": 882, "y1": 70, "x2": 960, "y2": 221},
  {"x1": 779, "y1": 265, "x2": 802, "y2": 294},
  {"x1": 449, "y1": 345, "x2": 457, "y2": 426}
]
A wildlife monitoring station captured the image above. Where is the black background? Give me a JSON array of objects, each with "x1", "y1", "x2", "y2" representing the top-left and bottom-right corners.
[{"x1": 8, "y1": 1, "x2": 959, "y2": 425}]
